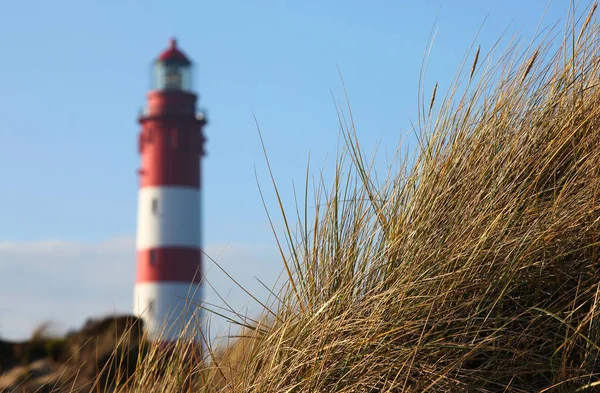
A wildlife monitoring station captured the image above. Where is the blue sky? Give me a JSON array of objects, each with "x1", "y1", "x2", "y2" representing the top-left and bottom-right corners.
[{"x1": 0, "y1": 0, "x2": 582, "y2": 340}]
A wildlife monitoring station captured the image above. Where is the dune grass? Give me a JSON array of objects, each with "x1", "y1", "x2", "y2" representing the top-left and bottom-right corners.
[
  {"x1": 26, "y1": 2, "x2": 600, "y2": 392},
  {"x1": 194, "y1": 3, "x2": 600, "y2": 392}
]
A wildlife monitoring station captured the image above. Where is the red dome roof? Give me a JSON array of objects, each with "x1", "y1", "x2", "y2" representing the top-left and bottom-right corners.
[{"x1": 157, "y1": 38, "x2": 191, "y2": 65}]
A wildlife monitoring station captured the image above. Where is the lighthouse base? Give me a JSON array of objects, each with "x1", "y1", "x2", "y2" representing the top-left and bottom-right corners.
[{"x1": 133, "y1": 282, "x2": 203, "y2": 342}]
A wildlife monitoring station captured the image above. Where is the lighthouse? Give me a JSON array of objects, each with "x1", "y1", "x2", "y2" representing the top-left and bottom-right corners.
[{"x1": 133, "y1": 38, "x2": 207, "y2": 343}]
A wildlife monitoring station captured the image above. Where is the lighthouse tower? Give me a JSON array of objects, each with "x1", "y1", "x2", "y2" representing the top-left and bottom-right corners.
[{"x1": 133, "y1": 38, "x2": 207, "y2": 342}]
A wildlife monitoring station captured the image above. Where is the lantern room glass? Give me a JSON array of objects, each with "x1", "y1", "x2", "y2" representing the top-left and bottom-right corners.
[{"x1": 153, "y1": 61, "x2": 193, "y2": 92}]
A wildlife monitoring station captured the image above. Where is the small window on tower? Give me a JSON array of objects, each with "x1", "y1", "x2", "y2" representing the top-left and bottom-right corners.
[
  {"x1": 150, "y1": 250, "x2": 156, "y2": 265},
  {"x1": 147, "y1": 128, "x2": 154, "y2": 143},
  {"x1": 147, "y1": 298, "x2": 155, "y2": 316},
  {"x1": 152, "y1": 198, "x2": 159, "y2": 215},
  {"x1": 171, "y1": 129, "x2": 179, "y2": 149}
]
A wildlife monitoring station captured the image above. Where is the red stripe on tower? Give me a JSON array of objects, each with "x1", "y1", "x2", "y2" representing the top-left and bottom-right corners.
[
  {"x1": 133, "y1": 38, "x2": 207, "y2": 343},
  {"x1": 136, "y1": 248, "x2": 202, "y2": 283}
]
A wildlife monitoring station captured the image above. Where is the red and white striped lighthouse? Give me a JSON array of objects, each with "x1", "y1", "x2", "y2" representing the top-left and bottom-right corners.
[{"x1": 133, "y1": 38, "x2": 207, "y2": 342}]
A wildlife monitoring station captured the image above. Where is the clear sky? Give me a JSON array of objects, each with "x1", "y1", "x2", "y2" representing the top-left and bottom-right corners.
[{"x1": 0, "y1": 0, "x2": 581, "y2": 341}]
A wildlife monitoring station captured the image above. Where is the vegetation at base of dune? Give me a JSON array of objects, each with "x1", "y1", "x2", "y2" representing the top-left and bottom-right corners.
[{"x1": 0, "y1": 316, "x2": 146, "y2": 393}]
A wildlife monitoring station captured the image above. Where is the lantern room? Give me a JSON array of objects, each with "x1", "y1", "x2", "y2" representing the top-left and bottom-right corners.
[{"x1": 153, "y1": 38, "x2": 193, "y2": 92}]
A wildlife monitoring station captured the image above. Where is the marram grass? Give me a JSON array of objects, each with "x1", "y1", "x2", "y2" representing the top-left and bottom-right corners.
[
  {"x1": 203, "y1": 4, "x2": 600, "y2": 392},
  {"x1": 89, "y1": 3, "x2": 600, "y2": 392}
]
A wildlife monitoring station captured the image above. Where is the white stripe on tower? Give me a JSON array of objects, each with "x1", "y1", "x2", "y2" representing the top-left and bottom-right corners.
[
  {"x1": 136, "y1": 187, "x2": 200, "y2": 249},
  {"x1": 133, "y1": 281, "x2": 202, "y2": 342}
]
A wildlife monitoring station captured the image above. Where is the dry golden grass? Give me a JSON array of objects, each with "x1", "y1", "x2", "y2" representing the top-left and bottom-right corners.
[
  {"x1": 50, "y1": 2, "x2": 600, "y2": 392},
  {"x1": 196, "y1": 2, "x2": 600, "y2": 392}
]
